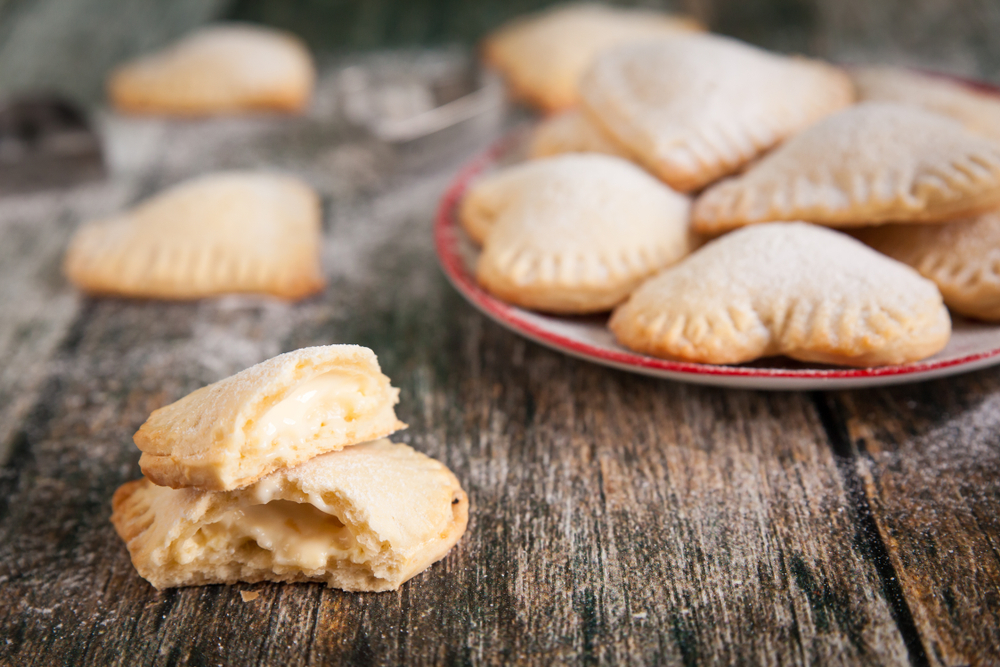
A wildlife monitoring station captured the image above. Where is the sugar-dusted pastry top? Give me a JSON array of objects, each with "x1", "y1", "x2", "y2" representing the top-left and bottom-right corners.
[
  {"x1": 468, "y1": 154, "x2": 693, "y2": 314},
  {"x1": 580, "y1": 33, "x2": 853, "y2": 192},
  {"x1": 483, "y1": 2, "x2": 703, "y2": 113},
  {"x1": 694, "y1": 103, "x2": 1000, "y2": 234},
  {"x1": 108, "y1": 24, "x2": 314, "y2": 115},
  {"x1": 135, "y1": 345, "x2": 405, "y2": 491},
  {"x1": 856, "y1": 209, "x2": 1000, "y2": 321},
  {"x1": 529, "y1": 108, "x2": 633, "y2": 160},
  {"x1": 853, "y1": 66, "x2": 1000, "y2": 141},
  {"x1": 63, "y1": 171, "x2": 325, "y2": 301},
  {"x1": 610, "y1": 222, "x2": 950, "y2": 366},
  {"x1": 112, "y1": 439, "x2": 468, "y2": 592}
]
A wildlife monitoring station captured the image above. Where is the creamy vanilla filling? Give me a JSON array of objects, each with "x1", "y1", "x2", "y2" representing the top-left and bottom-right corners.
[
  {"x1": 250, "y1": 371, "x2": 369, "y2": 455},
  {"x1": 172, "y1": 498, "x2": 364, "y2": 572}
]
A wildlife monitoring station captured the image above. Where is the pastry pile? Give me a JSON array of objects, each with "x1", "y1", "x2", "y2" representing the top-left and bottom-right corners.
[
  {"x1": 474, "y1": 6, "x2": 1000, "y2": 366},
  {"x1": 112, "y1": 345, "x2": 468, "y2": 592}
]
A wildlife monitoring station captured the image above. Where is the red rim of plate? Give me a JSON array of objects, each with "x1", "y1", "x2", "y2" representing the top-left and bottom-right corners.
[{"x1": 434, "y1": 74, "x2": 1000, "y2": 381}]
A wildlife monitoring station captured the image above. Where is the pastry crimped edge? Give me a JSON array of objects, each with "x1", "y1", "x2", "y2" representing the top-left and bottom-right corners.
[
  {"x1": 112, "y1": 440, "x2": 468, "y2": 592},
  {"x1": 693, "y1": 103, "x2": 1000, "y2": 234},
  {"x1": 579, "y1": 35, "x2": 855, "y2": 192},
  {"x1": 136, "y1": 345, "x2": 406, "y2": 492},
  {"x1": 108, "y1": 24, "x2": 315, "y2": 116},
  {"x1": 609, "y1": 223, "x2": 951, "y2": 366},
  {"x1": 63, "y1": 172, "x2": 326, "y2": 301},
  {"x1": 856, "y1": 210, "x2": 1000, "y2": 321}
]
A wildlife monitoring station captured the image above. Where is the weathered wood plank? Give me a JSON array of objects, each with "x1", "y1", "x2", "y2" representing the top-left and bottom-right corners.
[{"x1": 825, "y1": 376, "x2": 1000, "y2": 666}]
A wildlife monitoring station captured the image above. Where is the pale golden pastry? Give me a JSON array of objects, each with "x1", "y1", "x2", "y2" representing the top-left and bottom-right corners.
[
  {"x1": 856, "y1": 209, "x2": 1000, "y2": 321},
  {"x1": 63, "y1": 172, "x2": 324, "y2": 301},
  {"x1": 460, "y1": 159, "x2": 559, "y2": 245},
  {"x1": 610, "y1": 223, "x2": 950, "y2": 366},
  {"x1": 529, "y1": 108, "x2": 633, "y2": 160},
  {"x1": 472, "y1": 154, "x2": 692, "y2": 314},
  {"x1": 108, "y1": 24, "x2": 314, "y2": 115},
  {"x1": 580, "y1": 34, "x2": 854, "y2": 192},
  {"x1": 694, "y1": 103, "x2": 1000, "y2": 234},
  {"x1": 135, "y1": 345, "x2": 406, "y2": 491},
  {"x1": 482, "y1": 2, "x2": 703, "y2": 113},
  {"x1": 112, "y1": 439, "x2": 468, "y2": 592},
  {"x1": 853, "y1": 66, "x2": 1000, "y2": 140}
]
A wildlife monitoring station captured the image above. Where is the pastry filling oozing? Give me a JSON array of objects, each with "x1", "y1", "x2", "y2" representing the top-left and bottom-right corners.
[
  {"x1": 173, "y1": 499, "x2": 364, "y2": 572},
  {"x1": 251, "y1": 371, "x2": 369, "y2": 453}
]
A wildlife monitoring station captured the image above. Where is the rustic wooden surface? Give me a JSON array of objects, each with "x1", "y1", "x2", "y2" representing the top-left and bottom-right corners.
[{"x1": 1, "y1": 50, "x2": 999, "y2": 666}]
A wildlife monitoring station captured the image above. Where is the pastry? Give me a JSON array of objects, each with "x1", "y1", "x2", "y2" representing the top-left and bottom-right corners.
[
  {"x1": 112, "y1": 439, "x2": 468, "y2": 592},
  {"x1": 63, "y1": 171, "x2": 325, "y2": 301},
  {"x1": 856, "y1": 209, "x2": 1000, "y2": 321},
  {"x1": 135, "y1": 345, "x2": 406, "y2": 491},
  {"x1": 609, "y1": 222, "x2": 950, "y2": 366},
  {"x1": 693, "y1": 103, "x2": 1000, "y2": 234},
  {"x1": 472, "y1": 154, "x2": 692, "y2": 314},
  {"x1": 529, "y1": 108, "x2": 633, "y2": 160},
  {"x1": 853, "y1": 66, "x2": 1000, "y2": 140},
  {"x1": 482, "y1": 2, "x2": 703, "y2": 113},
  {"x1": 108, "y1": 24, "x2": 314, "y2": 115},
  {"x1": 580, "y1": 33, "x2": 854, "y2": 192}
]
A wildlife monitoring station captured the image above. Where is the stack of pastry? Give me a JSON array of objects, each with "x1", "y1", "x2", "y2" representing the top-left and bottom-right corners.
[
  {"x1": 471, "y1": 3, "x2": 1000, "y2": 367},
  {"x1": 112, "y1": 345, "x2": 468, "y2": 592}
]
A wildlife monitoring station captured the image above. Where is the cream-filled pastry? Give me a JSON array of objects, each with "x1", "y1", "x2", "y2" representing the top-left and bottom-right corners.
[
  {"x1": 135, "y1": 345, "x2": 405, "y2": 491},
  {"x1": 112, "y1": 439, "x2": 468, "y2": 592}
]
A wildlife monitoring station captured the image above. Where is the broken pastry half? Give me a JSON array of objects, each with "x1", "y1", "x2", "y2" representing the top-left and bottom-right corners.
[
  {"x1": 694, "y1": 103, "x2": 1000, "y2": 234},
  {"x1": 112, "y1": 439, "x2": 468, "y2": 592},
  {"x1": 580, "y1": 33, "x2": 854, "y2": 192},
  {"x1": 852, "y1": 66, "x2": 1000, "y2": 141},
  {"x1": 610, "y1": 223, "x2": 950, "y2": 366},
  {"x1": 108, "y1": 24, "x2": 315, "y2": 115},
  {"x1": 482, "y1": 2, "x2": 703, "y2": 113},
  {"x1": 856, "y1": 208, "x2": 1000, "y2": 321},
  {"x1": 529, "y1": 108, "x2": 634, "y2": 161},
  {"x1": 135, "y1": 345, "x2": 406, "y2": 491},
  {"x1": 471, "y1": 154, "x2": 692, "y2": 314},
  {"x1": 63, "y1": 171, "x2": 325, "y2": 301}
]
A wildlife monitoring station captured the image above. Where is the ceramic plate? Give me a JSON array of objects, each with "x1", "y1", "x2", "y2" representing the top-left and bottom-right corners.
[{"x1": 434, "y1": 97, "x2": 1000, "y2": 390}]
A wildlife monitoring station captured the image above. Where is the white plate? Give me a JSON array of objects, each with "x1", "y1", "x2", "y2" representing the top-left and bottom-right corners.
[{"x1": 434, "y1": 131, "x2": 1000, "y2": 390}]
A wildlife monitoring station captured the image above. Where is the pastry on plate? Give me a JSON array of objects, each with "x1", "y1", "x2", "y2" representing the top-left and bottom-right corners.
[
  {"x1": 135, "y1": 345, "x2": 406, "y2": 491},
  {"x1": 610, "y1": 222, "x2": 950, "y2": 366},
  {"x1": 529, "y1": 108, "x2": 633, "y2": 160},
  {"x1": 63, "y1": 171, "x2": 325, "y2": 301},
  {"x1": 856, "y1": 208, "x2": 1000, "y2": 321},
  {"x1": 694, "y1": 103, "x2": 1000, "y2": 234},
  {"x1": 482, "y1": 2, "x2": 703, "y2": 113},
  {"x1": 112, "y1": 439, "x2": 468, "y2": 592},
  {"x1": 580, "y1": 33, "x2": 853, "y2": 192},
  {"x1": 108, "y1": 24, "x2": 314, "y2": 115},
  {"x1": 469, "y1": 154, "x2": 692, "y2": 314},
  {"x1": 852, "y1": 66, "x2": 1000, "y2": 140}
]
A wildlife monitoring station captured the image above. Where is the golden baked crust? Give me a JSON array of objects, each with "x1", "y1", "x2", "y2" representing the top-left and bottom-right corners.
[
  {"x1": 693, "y1": 103, "x2": 1000, "y2": 234},
  {"x1": 610, "y1": 222, "x2": 950, "y2": 366},
  {"x1": 469, "y1": 154, "x2": 692, "y2": 314},
  {"x1": 580, "y1": 34, "x2": 854, "y2": 192},
  {"x1": 108, "y1": 24, "x2": 314, "y2": 116},
  {"x1": 63, "y1": 171, "x2": 325, "y2": 301},
  {"x1": 528, "y1": 108, "x2": 634, "y2": 160},
  {"x1": 853, "y1": 66, "x2": 1000, "y2": 141},
  {"x1": 135, "y1": 345, "x2": 406, "y2": 491},
  {"x1": 112, "y1": 439, "x2": 468, "y2": 592},
  {"x1": 482, "y1": 2, "x2": 703, "y2": 113},
  {"x1": 856, "y1": 209, "x2": 1000, "y2": 321}
]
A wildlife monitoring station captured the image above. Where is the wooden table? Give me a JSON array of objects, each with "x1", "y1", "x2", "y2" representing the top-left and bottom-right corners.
[{"x1": 1, "y1": 51, "x2": 998, "y2": 667}]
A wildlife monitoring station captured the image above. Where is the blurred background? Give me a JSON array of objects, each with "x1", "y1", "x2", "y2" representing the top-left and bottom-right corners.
[{"x1": 0, "y1": 0, "x2": 998, "y2": 105}]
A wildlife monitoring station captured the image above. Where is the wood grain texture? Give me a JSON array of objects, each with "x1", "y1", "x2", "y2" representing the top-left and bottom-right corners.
[
  {"x1": 0, "y1": 49, "x2": 997, "y2": 665},
  {"x1": 825, "y1": 378, "x2": 1000, "y2": 666}
]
